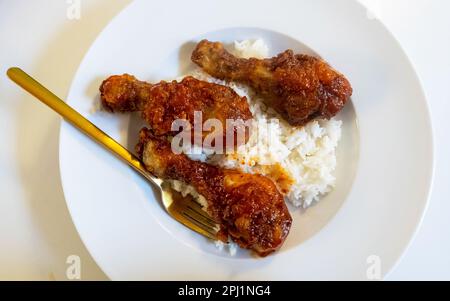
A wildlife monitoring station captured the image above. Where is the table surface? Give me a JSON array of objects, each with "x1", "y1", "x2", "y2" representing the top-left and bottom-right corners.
[{"x1": 0, "y1": 0, "x2": 449, "y2": 280}]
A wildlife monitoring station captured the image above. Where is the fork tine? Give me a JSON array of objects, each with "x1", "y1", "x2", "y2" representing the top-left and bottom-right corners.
[
  {"x1": 173, "y1": 199, "x2": 219, "y2": 231},
  {"x1": 163, "y1": 185, "x2": 219, "y2": 240},
  {"x1": 183, "y1": 199, "x2": 217, "y2": 224},
  {"x1": 168, "y1": 207, "x2": 218, "y2": 240},
  {"x1": 184, "y1": 205, "x2": 218, "y2": 227},
  {"x1": 185, "y1": 198, "x2": 205, "y2": 210},
  {"x1": 163, "y1": 184, "x2": 218, "y2": 225},
  {"x1": 182, "y1": 212, "x2": 218, "y2": 233}
]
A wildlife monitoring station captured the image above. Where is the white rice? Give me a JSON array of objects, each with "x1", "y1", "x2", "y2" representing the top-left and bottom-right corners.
[
  {"x1": 170, "y1": 39, "x2": 342, "y2": 253},
  {"x1": 233, "y1": 39, "x2": 269, "y2": 59},
  {"x1": 177, "y1": 39, "x2": 342, "y2": 208}
]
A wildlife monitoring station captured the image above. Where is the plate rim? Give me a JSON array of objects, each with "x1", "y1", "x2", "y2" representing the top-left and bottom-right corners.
[{"x1": 58, "y1": 0, "x2": 435, "y2": 280}]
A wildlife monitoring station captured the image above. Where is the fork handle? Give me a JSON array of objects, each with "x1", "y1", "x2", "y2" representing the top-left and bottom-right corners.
[{"x1": 7, "y1": 67, "x2": 159, "y2": 185}]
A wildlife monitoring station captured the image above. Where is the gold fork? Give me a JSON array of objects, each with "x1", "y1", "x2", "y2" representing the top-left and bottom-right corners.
[{"x1": 7, "y1": 67, "x2": 218, "y2": 240}]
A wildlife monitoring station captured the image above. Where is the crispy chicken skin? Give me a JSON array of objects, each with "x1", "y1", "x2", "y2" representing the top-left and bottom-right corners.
[
  {"x1": 100, "y1": 74, "x2": 252, "y2": 138},
  {"x1": 192, "y1": 40, "x2": 353, "y2": 126},
  {"x1": 136, "y1": 128, "x2": 292, "y2": 256}
]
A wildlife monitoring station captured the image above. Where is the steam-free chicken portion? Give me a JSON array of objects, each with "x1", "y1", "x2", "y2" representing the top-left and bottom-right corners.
[
  {"x1": 192, "y1": 40, "x2": 353, "y2": 126},
  {"x1": 136, "y1": 128, "x2": 292, "y2": 256},
  {"x1": 100, "y1": 74, "x2": 252, "y2": 138}
]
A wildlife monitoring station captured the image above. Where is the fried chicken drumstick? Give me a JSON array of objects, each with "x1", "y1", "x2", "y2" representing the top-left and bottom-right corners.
[
  {"x1": 136, "y1": 128, "x2": 292, "y2": 256},
  {"x1": 192, "y1": 40, "x2": 353, "y2": 126},
  {"x1": 100, "y1": 74, "x2": 252, "y2": 138}
]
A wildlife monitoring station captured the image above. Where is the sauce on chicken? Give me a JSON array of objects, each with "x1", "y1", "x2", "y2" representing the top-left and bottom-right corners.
[
  {"x1": 100, "y1": 74, "x2": 253, "y2": 142},
  {"x1": 136, "y1": 128, "x2": 292, "y2": 256},
  {"x1": 192, "y1": 39, "x2": 353, "y2": 126}
]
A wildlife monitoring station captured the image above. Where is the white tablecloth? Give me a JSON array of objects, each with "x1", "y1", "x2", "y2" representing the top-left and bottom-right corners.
[{"x1": 0, "y1": 0, "x2": 448, "y2": 280}]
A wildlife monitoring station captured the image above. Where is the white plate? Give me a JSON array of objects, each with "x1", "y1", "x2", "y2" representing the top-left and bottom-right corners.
[{"x1": 59, "y1": 0, "x2": 434, "y2": 280}]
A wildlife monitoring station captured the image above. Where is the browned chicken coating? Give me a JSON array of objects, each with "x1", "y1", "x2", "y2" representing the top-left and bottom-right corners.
[
  {"x1": 136, "y1": 128, "x2": 292, "y2": 256},
  {"x1": 100, "y1": 74, "x2": 252, "y2": 139},
  {"x1": 192, "y1": 40, "x2": 353, "y2": 126}
]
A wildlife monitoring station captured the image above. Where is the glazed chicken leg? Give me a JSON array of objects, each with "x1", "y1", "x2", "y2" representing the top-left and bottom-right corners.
[
  {"x1": 192, "y1": 40, "x2": 353, "y2": 126},
  {"x1": 100, "y1": 74, "x2": 252, "y2": 139},
  {"x1": 136, "y1": 128, "x2": 292, "y2": 256}
]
